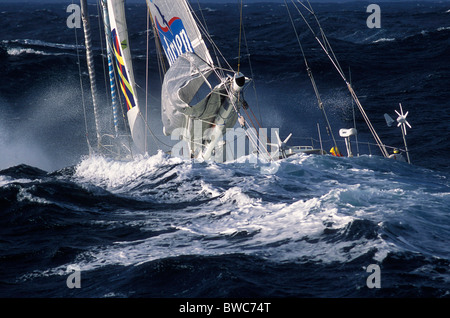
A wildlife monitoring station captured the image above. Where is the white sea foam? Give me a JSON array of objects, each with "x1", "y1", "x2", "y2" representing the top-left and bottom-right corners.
[
  {"x1": 0, "y1": 175, "x2": 34, "y2": 187},
  {"x1": 4, "y1": 39, "x2": 83, "y2": 50},
  {"x1": 372, "y1": 38, "x2": 396, "y2": 43},
  {"x1": 16, "y1": 187, "x2": 51, "y2": 205},
  {"x1": 74, "y1": 151, "x2": 182, "y2": 190},
  {"x1": 23, "y1": 152, "x2": 448, "y2": 276},
  {"x1": 7, "y1": 47, "x2": 47, "y2": 56}
]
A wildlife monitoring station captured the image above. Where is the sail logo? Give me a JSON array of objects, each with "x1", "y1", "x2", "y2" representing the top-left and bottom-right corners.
[
  {"x1": 154, "y1": 14, "x2": 194, "y2": 65},
  {"x1": 111, "y1": 28, "x2": 136, "y2": 111}
]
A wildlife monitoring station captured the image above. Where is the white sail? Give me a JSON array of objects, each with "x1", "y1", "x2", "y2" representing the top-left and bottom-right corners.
[
  {"x1": 147, "y1": 0, "x2": 245, "y2": 160},
  {"x1": 107, "y1": 0, "x2": 146, "y2": 154},
  {"x1": 146, "y1": 0, "x2": 213, "y2": 66}
]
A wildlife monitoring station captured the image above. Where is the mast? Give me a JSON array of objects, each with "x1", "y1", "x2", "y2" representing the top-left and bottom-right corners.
[
  {"x1": 101, "y1": 0, "x2": 119, "y2": 137},
  {"x1": 80, "y1": 0, "x2": 101, "y2": 148}
]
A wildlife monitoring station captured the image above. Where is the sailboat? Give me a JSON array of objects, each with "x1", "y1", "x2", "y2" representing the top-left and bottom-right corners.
[
  {"x1": 77, "y1": 0, "x2": 411, "y2": 165},
  {"x1": 78, "y1": 0, "x2": 279, "y2": 163}
]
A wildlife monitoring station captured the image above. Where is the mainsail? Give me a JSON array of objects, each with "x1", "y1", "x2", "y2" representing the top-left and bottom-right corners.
[
  {"x1": 107, "y1": 0, "x2": 147, "y2": 154},
  {"x1": 147, "y1": 0, "x2": 246, "y2": 160}
]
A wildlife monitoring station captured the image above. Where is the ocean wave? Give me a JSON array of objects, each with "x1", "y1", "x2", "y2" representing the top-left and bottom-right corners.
[
  {"x1": 2, "y1": 1, "x2": 450, "y2": 298},
  {"x1": 63, "y1": 153, "x2": 450, "y2": 268}
]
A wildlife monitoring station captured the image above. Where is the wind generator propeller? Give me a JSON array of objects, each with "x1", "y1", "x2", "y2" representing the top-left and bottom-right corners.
[
  {"x1": 395, "y1": 103, "x2": 411, "y2": 136},
  {"x1": 268, "y1": 131, "x2": 292, "y2": 159},
  {"x1": 389, "y1": 103, "x2": 412, "y2": 164}
]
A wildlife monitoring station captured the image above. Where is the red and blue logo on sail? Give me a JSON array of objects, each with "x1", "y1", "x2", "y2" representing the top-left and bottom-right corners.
[{"x1": 153, "y1": 6, "x2": 194, "y2": 65}]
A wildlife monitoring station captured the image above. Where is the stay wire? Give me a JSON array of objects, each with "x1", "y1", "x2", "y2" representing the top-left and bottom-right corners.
[
  {"x1": 73, "y1": 9, "x2": 91, "y2": 151},
  {"x1": 285, "y1": 0, "x2": 339, "y2": 150},
  {"x1": 237, "y1": 0, "x2": 243, "y2": 73}
]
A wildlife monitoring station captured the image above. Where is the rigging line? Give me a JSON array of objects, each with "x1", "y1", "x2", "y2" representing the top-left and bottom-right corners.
[
  {"x1": 132, "y1": 86, "x2": 171, "y2": 149},
  {"x1": 138, "y1": 111, "x2": 173, "y2": 150},
  {"x1": 285, "y1": 0, "x2": 307, "y2": 65},
  {"x1": 241, "y1": 119, "x2": 270, "y2": 161},
  {"x1": 96, "y1": 0, "x2": 110, "y2": 107},
  {"x1": 237, "y1": 0, "x2": 243, "y2": 73},
  {"x1": 240, "y1": 90, "x2": 269, "y2": 146},
  {"x1": 247, "y1": 123, "x2": 273, "y2": 162},
  {"x1": 236, "y1": 95, "x2": 271, "y2": 160},
  {"x1": 292, "y1": 1, "x2": 346, "y2": 82},
  {"x1": 294, "y1": 0, "x2": 388, "y2": 157},
  {"x1": 240, "y1": 16, "x2": 262, "y2": 126},
  {"x1": 190, "y1": 1, "x2": 229, "y2": 80},
  {"x1": 349, "y1": 67, "x2": 360, "y2": 156},
  {"x1": 219, "y1": 77, "x2": 272, "y2": 161},
  {"x1": 304, "y1": 0, "x2": 345, "y2": 77},
  {"x1": 234, "y1": 0, "x2": 264, "y2": 128},
  {"x1": 187, "y1": 2, "x2": 268, "y2": 160},
  {"x1": 145, "y1": 5, "x2": 150, "y2": 153},
  {"x1": 80, "y1": 0, "x2": 102, "y2": 148},
  {"x1": 285, "y1": 0, "x2": 339, "y2": 150},
  {"x1": 188, "y1": 2, "x2": 233, "y2": 75},
  {"x1": 243, "y1": 110, "x2": 271, "y2": 157},
  {"x1": 194, "y1": 0, "x2": 219, "y2": 68},
  {"x1": 241, "y1": 103, "x2": 257, "y2": 134},
  {"x1": 146, "y1": 3, "x2": 166, "y2": 83},
  {"x1": 73, "y1": 10, "x2": 91, "y2": 150}
]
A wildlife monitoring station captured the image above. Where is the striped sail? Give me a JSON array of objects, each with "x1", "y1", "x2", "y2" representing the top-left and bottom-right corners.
[{"x1": 107, "y1": 0, "x2": 146, "y2": 153}]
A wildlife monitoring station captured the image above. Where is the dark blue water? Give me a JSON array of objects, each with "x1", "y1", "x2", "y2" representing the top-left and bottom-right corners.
[{"x1": 0, "y1": 1, "x2": 449, "y2": 300}]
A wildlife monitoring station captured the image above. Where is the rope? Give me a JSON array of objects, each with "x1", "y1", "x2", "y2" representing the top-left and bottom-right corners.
[
  {"x1": 80, "y1": 0, "x2": 101, "y2": 147},
  {"x1": 146, "y1": 2, "x2": 167, "y2": 82},
  {"x1": 96, "y1": 0, "x2": 110, "y2": 108},
  {"x1": 285, "y1": 0, "x2": 339, "y2": 151},
  {"x1": 73, "y1": 8, "x2": 91, "y2": 152},
  {"x1": 145, "y1": 6, "x2": 150, "y2": 153},
  {"x1": 349, "y1": 67, "x2": 360, "y2": 156},
  {"x1": 237, "y1": 0, "x2": 243, "y2": 73},
  {"x1": 291, "y1": 0, "x2": 388, "y2": 158},
  {"x1": 240, "y1": 17, "x2": 263, "y2": 126}
]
